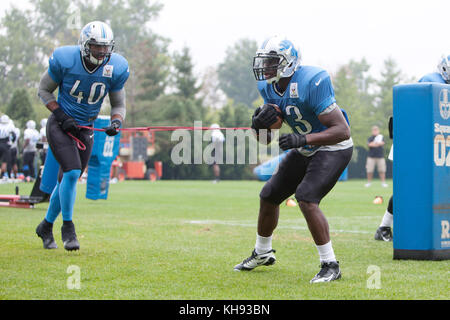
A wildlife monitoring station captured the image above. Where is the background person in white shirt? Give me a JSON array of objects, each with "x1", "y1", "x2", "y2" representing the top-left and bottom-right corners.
[
  {"x1": 210, "y1": 123, "x2": 225, "y2": 183},
  {"x1": 23, "y1": 120, "x2": 40, "y2": 181},
  {"x1": 8, "y1": 120, "x2": 20, "y2": 179},
  {"x1": 0, "y1": 114, "x2": 15, "y2": 179}
]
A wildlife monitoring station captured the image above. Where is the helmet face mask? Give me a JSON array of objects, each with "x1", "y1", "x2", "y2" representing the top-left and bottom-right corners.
[
  {"x1": 253, "y1": 36, "x2": 299, "y2": 84},
  {"x1": 79, "y1": 21, "x2": 115, "y2": 67},
  {"x1": 253, "y1": 53, "x2": 287, "y2": 83},
  {"x1": 85, "y1": 40, "x2": 114, "y2": 65},
  {"x1": 438, "y1": 55, "x2": 450, "y2": 83}
]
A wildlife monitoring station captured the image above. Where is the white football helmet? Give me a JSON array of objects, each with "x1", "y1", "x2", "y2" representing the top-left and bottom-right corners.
[
  {"x1": 26, "y1": 120, "x2": 36, "y2": 130},
  {"x1": 253, "y1": 35, "x2": 301, "y2": 84},
  {"x1": 79, "y1": 21, "x2": 115, "y2": 66},
  {"x1": 437, "y1": 54, "x2": 450, "y2": 83},
  {"x1": 40, "y1": 118, "x2": 48, "y2": 128},
  {"x1": 0, "y1": 114, "x2": 10, "y2": 124}
]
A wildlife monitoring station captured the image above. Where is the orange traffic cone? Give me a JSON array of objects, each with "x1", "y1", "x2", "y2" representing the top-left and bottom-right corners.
[
  {"x1": 373, "y1": 196, "x2": 383, "y2": 204},
  {"x1": 286, "y1": 198, "x2": 297, "y2": 207}
]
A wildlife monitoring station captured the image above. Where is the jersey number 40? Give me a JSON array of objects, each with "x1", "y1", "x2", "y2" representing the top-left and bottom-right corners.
[{"x1": 70, "y1": 80, "x2": 106, "y2": 105}]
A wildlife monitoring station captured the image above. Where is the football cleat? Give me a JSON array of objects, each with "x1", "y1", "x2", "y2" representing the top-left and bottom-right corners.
[
  {"x1": 310, "y1": 261, "x2": 341, "y2": 283},
  {"x1": 374, "y1": 226, "x2": 393, "y2": 242},
  {"x1": 61, "y1": 221, "x2": 80, "y2": 251},
  {"x1": 36, "y1": 219, "x2": 58, "y2": 249},
  {"x1": 233, "y1": 249, "x2": 276, "y2": 271}
]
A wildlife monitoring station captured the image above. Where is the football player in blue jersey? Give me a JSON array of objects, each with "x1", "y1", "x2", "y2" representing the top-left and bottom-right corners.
[
  {"x1": 234, "y1": 36, "x2": 353, "y2": 283},
  {"x1": 374, "y1": 54, "x2": 450, "y2": 242},
  {"x1": 418, "y1": 54, "x2": 450, "y2": 84},
  {"x1": 35, "y1": 21, "x2": 129, "y2": 251}
]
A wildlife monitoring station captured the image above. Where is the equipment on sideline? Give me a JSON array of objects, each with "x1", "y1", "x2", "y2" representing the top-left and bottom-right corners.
[
  {"x1": 0, "y1": 167, "x2": 50, "y2": 209},
  {"x1": 393, "y1": 83, "x2": 450, "y2": 260}
]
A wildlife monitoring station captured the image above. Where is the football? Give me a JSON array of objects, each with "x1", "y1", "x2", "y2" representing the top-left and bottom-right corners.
[{"x1": 268, "y1": 104, "x2": 283, "y2": 130}]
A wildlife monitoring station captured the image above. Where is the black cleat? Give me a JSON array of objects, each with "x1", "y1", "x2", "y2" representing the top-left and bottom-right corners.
[
  {"x1": 310, "y1": 261, "x2": 341, "y2": 283},
  {"x1": 374, "y1": 226, "x2": 393, "y2": 242},
  {"x1": 61, "y1": 221, "x2": 80, "y2": 251},
  {"x1": 36, "y1": 219, "x2": 58, "y2": 249},
  {"x1": 234, "y1": 249, "x2": 276, "y2": 271}
]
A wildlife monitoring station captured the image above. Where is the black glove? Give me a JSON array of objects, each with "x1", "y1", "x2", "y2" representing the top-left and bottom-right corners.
[
  {"x1": 251, "y1": 104, "x2": 279, "y2": 130},
  {"x1": 279, "y1": 133, "x2": 307, "y2": 150},
  {"x1": 53, "y1": 107, "x2": 79, "y2": 136},
  {"x1": 103, "y1": 119, "x2": 122, "y2": 136}
]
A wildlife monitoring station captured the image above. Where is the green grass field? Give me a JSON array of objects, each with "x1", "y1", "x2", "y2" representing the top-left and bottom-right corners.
[{"x1": 0, "y1": 179, "x2": 448, "y2": 300}]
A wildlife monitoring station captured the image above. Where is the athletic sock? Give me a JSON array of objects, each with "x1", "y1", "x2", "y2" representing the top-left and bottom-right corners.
[
  {"x1": 44, "y1": 182, "x2": 61, "y2": 224},
  {"x1": 255, "y1": 234, "x2": 272, "y2": 254},
  {"x1": 316, "y1": 241, "x2": 336, "y2": 263},
  {"x1": 59, "y1": 169, "x2": 81, "y2": 222},
  {"x1": 380, "y1": 211, "x2": 393, "y2": 228}
]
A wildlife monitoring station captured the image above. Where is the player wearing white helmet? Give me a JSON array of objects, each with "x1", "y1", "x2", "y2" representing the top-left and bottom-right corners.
[
  {"x1": 419, "y1": 54, "x2": 450, "y2": 84},
  {"x1": 209, "y1": 123, "x2": 225, "y2": 183},
  {"x1": 234, "y1": 36, "x2": 353, "y2": 283},
  {"x1": 35, "y1": 21, "x2": 129, "y2": 251},
  {"x1": 7, "y1": 119, "x2": 20, "y2": 179},
  {"x1": 23, "y1": 120, "x2": 40, "y2": 181},
  {"x1": 0, "y1": 115, "x2": 15, "y2": 179}
]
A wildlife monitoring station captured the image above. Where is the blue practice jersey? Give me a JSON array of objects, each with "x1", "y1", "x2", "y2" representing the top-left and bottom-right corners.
[
  {"x1": 418, "y1": 72, "x2": 446, "y2": 84},
  {"x1": 48, "y1": 45, "x2": 129, "y2": 126},
  {"x1": 257, "y1": 65, "x2": 352, "y2": 155}
]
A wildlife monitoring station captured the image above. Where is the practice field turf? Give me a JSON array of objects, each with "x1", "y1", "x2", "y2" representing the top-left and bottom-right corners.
[{"x1": 0, "y1": 179, "x2": 448, "y2": 300}]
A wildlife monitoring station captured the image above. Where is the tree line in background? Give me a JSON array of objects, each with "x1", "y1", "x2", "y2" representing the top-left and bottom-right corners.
[{"x1": 0, "y1": 0, "x2": 414, "y2": 180}]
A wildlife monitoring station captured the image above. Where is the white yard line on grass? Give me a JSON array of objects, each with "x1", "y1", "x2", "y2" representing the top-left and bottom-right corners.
[{"x1": 186, "y1": 220, "x2": 371, "y2": 234}]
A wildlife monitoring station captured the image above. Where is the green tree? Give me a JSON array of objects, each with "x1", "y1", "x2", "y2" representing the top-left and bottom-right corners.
[
  {"x1": 217, "y1": 38, "x2": 259, "y2": 108},
  {"x1": 0, "y1": 7, "x2": 42, "y2": 104},
  {"x1": 172, "y1": 46, "x2": 201, "y2": 100},
  {"x1": 6, "y1": 89, "x2": 36, "y2": 128},
  {"x1": 376, "y1": 57, "x2": 403, "y2": 122},
  {"x1": 333, "y1": 58, "x2": 376, "y2": 149}
]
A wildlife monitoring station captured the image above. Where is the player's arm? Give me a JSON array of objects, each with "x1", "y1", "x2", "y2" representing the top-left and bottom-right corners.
[
  {"x1": 306, "y1": 105, "x2": 351, "y2": 145},
  {"x1": 103, "y1": 88, "x2": 126, "y2": 136},
  {"x1": 279, "y1": 104, "x2": 350, "y2": 150},
  {"x1": 37, "y1": 70, "x2": 79, "y2": 135},
  {"x1": 37, "y1": 70, "x2": 58, "y2": 112}
]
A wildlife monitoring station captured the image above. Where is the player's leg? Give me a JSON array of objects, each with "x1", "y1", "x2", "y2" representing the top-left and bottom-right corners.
[
  {"x1": 36, "y1": 179, "x2": 61, "y2": 249},
  {"x1": 37, "y1": 115, "x2": 89, "y2": 250},
  {"x1": 375, "y1": 195, "x2": 393, "y2": 241},
  {"x1": 378, "y1": 158, "x2": 388, "y2": 187},
  {"x1": 212, "y1": 163, "x2": 220, "y2": 182},
  {"x1": 365, "y1": 157, "x2": 374, "y2": 187},
  {"x1": 0, "y1": 144, "x2": 10, "y2": 179},
  {"x1": 295, "y1": 147, "x2": 353, "y2": 283},
  {"x1": 234, "y1": 150, "x2": 307, "y2": 271},
  {"x1": 59, "y1": 127, "x2": 93, "y2": 250}
]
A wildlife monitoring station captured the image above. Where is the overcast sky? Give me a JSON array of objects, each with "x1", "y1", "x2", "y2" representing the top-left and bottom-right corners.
[{"x1": 2, "y1": 0, "x2": 449, "y2": 80}]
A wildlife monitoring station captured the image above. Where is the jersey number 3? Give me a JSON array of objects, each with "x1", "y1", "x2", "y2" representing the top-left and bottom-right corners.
[
  {"x1": 70, "y1": 80, "x2": 106, "y2": 105},
  {"x1": 285, "y1": 105, "x2": 312, "y2": 134}
]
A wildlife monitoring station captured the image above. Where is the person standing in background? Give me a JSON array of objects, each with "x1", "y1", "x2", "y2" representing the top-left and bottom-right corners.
[
  {"x1": 365, "y1": 125, "x2": 388, "y2": 188},
  {"x1": 0, "y1": 115, "x2": 15, "y2": 180},
  {"x1": 23, "y1": 120, "x2": 40, "y2": 182},
  {"x1": 210, "y1": 123, "x2": 225, "y2": 183},
  {"x1": 38, "y1": 118, "x2": 49, "y2": 165},
  {"x1": 8, "y1": 120, "x2": 20, "y2": 180}
]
